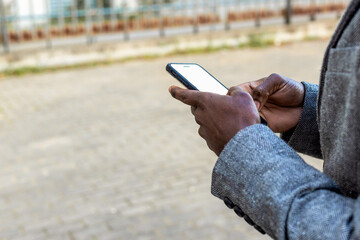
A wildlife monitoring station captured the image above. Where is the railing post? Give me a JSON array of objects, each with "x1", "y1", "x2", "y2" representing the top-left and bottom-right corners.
[
  {"x1": 110, "y1": 0, "x2": 117, "y2": 31},
  {"x1": 72, "y1": 0, "x2": 78, "y2": 27},
  {"x1": 193, "y1": 1, "x2": 199, "y2": 34},
  {"x1": 85, "y1": 0, "x2": 94, "y2": 44},
  {"x1": 0, "y1": 0, "x2": 9, "y2": 53},
  {"x1": 14, "y1": 0, "x2": 20, "y2": 36},
  {"x1": 285, "y1": 0, "x2": 292, "y2": 25},
  {"x1": 122, "y1": 2, "x2": 129, "y2": 41},
  {"x1": 211, "y1": 0, "x2": 217, "y2": 32},
  {"x1": 45, "y1": 0, "x2": 52, "y2": 49},
  {"x1": 58, "y1": 0, "x2": 64, "y2": 30},
  {"x1": 97, "y1": 0, "x2": 104, "y2": 25},
  {"x1": 158, "y1": 0, "x2": 165, "y2": 37},
  {"x1": 310, "y1": 0, "x2": 316, "y2": 21},
  {"x1": 225, "y1": 0, "x2": 231, "y2": 31},
  {"x1": 255, "y1": 6, "x2": 261, "y2": 27},
  {"x1": 29, "y1": 0, "x2": 36, "y2": 36}
]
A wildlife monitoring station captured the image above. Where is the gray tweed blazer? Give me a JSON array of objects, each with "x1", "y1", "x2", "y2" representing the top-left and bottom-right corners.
[{"x1": 211, "y1": 1, "x2": 360, "y2": 239}]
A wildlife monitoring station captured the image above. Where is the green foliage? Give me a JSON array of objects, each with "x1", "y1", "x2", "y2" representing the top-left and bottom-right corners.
[
  {"x1": 77, "y1": 0, "x2": 85, "y2": 9},
  {"x1": 3, "y1": 67, "x2": 44, "y2": 76},
  {"x1": 139, "y1": 0, "x2": 174, "y2": 6},
  {"x1": 248, "y1": 34, "x2": 275, "y2": 48},
  {"x1": 77, "y1": 0, "x2": 111, "y2": 9}
]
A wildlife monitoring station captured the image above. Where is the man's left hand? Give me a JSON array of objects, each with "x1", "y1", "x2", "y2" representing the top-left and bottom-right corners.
[{"x1": 169, "y1": 86, "x2": 260, "y2": 156}]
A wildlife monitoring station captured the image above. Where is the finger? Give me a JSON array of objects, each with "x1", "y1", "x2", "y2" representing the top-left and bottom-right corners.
[
  {"x1": 191, "y1": 105, "x2": 203, "y2": 116},
  {"x1": 192, "y1": 107, "x2": 205, "y2": 125},
  {"x1": 250, "y1": 77, "x2": 267, "y2": 89},
  {"x1": 236, "y1": 83, "x2": 252, "y2": 95},
  {"x1": 227, "y1": 86, "x2": 246, "y2": 96},
  {"x1": 228, "y1": 86, "x2": 260, "y2": 111},
  {"x1": 236, "y1": 77, "x2": 267, "y2": 94},
  {"x1": 198, "y1": 126, "x2": 207, "y2": 139},
  {"x1": 254, "y1": 100, "x2": 261, "y2": 110},
  {"x1": 252, "y1": 73, "x2": 285, "y2": 110},
  {"x1": 169, "y1": 86, "x2": 202, "y2": 107},
  {"x1": 191, "y1": 106, "x2": 196, "y2": 116},
  {"x1": 227, "y1": 86, "x2": 253, "y2": 99},
  {"x1": 198, "y1": 127, "x2": 217, "y2": 154}
]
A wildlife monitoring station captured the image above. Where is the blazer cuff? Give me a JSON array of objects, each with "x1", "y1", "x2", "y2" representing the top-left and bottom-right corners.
[
  {"x1": 211, "y1": 124, "x2": 337, "y2": 239},
  {"x1": 281, "y1": 82, "x2": 322, "y2": 158}
]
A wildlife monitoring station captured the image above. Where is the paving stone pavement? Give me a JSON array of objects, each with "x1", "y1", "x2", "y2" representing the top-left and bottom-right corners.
[{"x1": 0, "y1": 40, "x2": 327, "y2": 240}]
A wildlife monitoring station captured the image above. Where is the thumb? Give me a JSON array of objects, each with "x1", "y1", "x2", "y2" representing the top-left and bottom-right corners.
[
  {"x1": 252, "y1": 73, "x2": 284, "y2": 110},
  {"x1": 254, "y1": 100, "x2": 261, "y2": 110}
]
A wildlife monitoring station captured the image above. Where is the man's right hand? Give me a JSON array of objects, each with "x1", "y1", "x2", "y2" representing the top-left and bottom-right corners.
[{"x1": 237, "y1": 73, "x2": 305, "y2": 133}]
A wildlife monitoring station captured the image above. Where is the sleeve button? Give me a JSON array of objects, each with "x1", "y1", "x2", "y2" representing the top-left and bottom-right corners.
[
  {"x1": 243, "y1": 215, "x2": 255, "y2": 226},
  {"x1": 233, "y1": 206, "x2": 245, "y2": 217},
  {"x1": 254, "y1": 225, "x2": 266, "y2": 235},
  {"x1": 224, "y1": 197, "x2": 235, "y2": 209}
]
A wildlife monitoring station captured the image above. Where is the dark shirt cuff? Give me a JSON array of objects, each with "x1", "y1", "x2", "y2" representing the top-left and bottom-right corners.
[{"x1": 280, "y1": 82, "x2": 322, "y2": 158}]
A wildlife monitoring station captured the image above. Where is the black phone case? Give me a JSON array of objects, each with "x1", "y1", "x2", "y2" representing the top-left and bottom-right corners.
[
  {"x1": 166, "y1": 63, "x2": 267, "y2": 126},
  {"x1": 166, "y1": 63, "x2": 228, "y2": 91}
]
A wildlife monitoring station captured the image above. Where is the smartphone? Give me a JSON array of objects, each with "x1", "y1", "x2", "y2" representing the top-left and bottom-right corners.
[
  {"x1": 166, "y1": 63, "x2": 228, "y2": 95},
  {"x1": 167, "y1": 63, "x2": 267, "y2": 125}
]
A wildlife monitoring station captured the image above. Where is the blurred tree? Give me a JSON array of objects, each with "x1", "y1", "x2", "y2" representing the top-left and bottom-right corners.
[
  {"x1": 104, "y1": 0, "x2": 111, "y2": 8},
  {"x1": 139, "y1": 0, "x2": 174, "y2": 5},
  {"x1": 77, "y1": 0, "x2": 110, "y2": 9},
  {"x1": 77, "y1": 0, "x2": 85, "y2": 9}
]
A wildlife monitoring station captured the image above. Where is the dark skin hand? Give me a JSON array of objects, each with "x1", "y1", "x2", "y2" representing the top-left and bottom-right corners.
[
  {"x1": 169, "y1": 86, "x2": 260, "y2": 156},
  {"x1": 169, "y1": 73, "x2": 305, "y2": 155},
  {"x1": 239, "y1": 73, "x2": 305, "y2": 133}
]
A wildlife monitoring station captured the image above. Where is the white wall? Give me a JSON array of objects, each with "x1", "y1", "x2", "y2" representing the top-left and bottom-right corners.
[
  {"x1": 113, "y1": 0, "x2": 138, "y2": 8},
  {"x1": 9, "y1": 0, "x2": 47, "y2": 29},
  {"x1": 7, "y1": 0, "x2": 139, "y2": 29}
]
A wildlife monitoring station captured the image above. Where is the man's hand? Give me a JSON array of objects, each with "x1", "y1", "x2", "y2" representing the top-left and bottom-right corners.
[
  {"x1": 169, "y1": 86, "x2": 260, "y2": 156},
  {"x1": 239, "y1": 73, "x2": 305, "y2": 133}
]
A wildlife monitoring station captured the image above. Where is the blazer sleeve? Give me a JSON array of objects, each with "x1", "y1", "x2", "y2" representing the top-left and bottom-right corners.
[
  {"x1": 281, "y1": 82, "x2": 322, "y2": 159},
  {"x1": 211, "y1": 125, "x2": 360, "y2": 240}
]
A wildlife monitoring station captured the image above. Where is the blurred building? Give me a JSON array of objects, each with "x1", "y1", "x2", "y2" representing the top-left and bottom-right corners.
[
  {"x1": 6, "y1": 0, "x2": 47, "y2": 29},
  {"x1": 114, "y1": 0, "x2": 138, "y2": 8},
  {"x1": 5, "y1": 0, "x2": 140, "y2": 30},
  {"x1": 49, "y1": 0, "x2": 73, "y2": 15}
]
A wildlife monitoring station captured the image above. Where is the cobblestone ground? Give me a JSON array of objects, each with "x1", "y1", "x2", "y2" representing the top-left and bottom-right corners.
[{"x1": 0, "y1": 41, "x2": 326, "y2": 240}]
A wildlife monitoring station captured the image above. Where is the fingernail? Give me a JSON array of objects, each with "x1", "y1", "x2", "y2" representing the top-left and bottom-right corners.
[{"x1": 170, "y1": 88, "x2": 176, "y2": 98}]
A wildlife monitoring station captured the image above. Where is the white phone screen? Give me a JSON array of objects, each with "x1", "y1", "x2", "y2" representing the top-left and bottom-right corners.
[{"x1": 171, "y1": 64, "x2": 228, "y2": 95}]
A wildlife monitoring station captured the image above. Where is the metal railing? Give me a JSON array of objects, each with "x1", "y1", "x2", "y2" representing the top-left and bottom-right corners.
[{"x1": 0, "y1": 0, "x2": 350, "y2": 53}]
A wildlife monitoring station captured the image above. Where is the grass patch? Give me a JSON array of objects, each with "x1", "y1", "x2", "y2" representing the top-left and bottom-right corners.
[
  {"x1": 0, "y1": 45, "x2": 235, "y2": 78},
  {"x1": 4, "y1": 67, "x2": 45, "y2": 76},
  {"x1": 304, "y1": 35, "x2": 321, "y2": 42},
  {"x1": 0, "y1": 32, "x2": 316, "y2": 78},
  {"x1": 174, "y1": 45, "x2": 225, "y2": 55},
  {"x1": 248, "y1": 33, "x2": 275, "y2": 48},
  {"x1": 1, "y1": 61, "x2": 117, "y2": 78}
]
